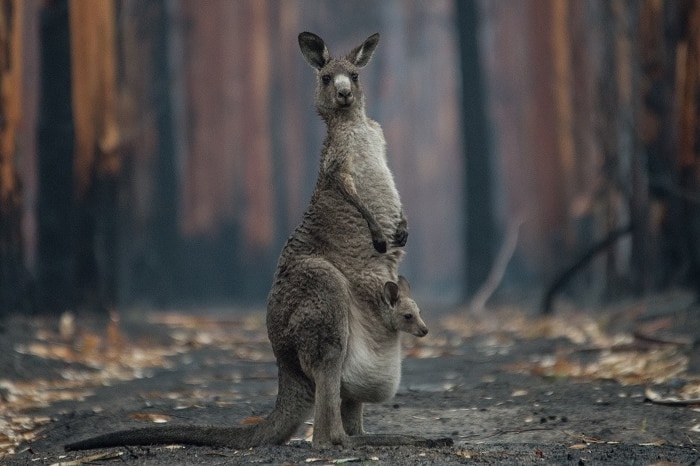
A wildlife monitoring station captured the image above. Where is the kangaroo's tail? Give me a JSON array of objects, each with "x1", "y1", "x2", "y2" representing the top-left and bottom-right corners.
[{"x1": 65, "y1": 370, "x2": 314, "y2": 451}]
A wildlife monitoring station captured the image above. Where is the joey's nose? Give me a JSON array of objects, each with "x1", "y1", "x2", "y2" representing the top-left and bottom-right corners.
[{"x1": 414, "y1": 326, "x2": 428, "y2": 337}]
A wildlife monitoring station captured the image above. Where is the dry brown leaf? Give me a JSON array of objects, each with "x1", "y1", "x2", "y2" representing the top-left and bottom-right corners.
[
  {"x1": 679, "y1": 381, "x2": 700, "y2": 399},
  {"x1": 242, "y1": 416, "x2": 265, "y2": 425},
  {"x1": 128, "y1": 413, "x2": 172, "y2": 423},
  {"x1": 640, "y1": 439, "x2": 667, "y2": 446},
  {"x1": 645, "y1": 385, "x2": 700, "y2": 405}
]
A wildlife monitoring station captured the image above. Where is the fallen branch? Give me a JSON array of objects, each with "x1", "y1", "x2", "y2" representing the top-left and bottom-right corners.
[
  {"x1": 541, "y1": 224, "x2": 633, "y2": 315},
  {"x1": 469, "y1": 215, "x2": 524, "y2": 314}
]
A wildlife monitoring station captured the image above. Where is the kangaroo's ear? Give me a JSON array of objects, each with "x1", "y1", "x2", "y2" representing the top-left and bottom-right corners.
[
  {"x1": 397, "y1": 275, "x2": 411, "y2": 297},
  {"x1": 383, "y1": 281, "x2": 400, "y2": 307},
  {"x1": 298, "y1": 32, "x2": 330, "y2": 70},
  {"x1": 347, "y1": 33, "x2": 380, "y2": 68}
]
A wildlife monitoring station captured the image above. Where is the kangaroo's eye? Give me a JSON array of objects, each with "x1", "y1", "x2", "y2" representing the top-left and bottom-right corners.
[
  {"x1": 321, "y1": 75, "x2": 331, "y2": 84},
  {"x1": 350, "y1": 72, "x2": 359, "y2": 82},
  {"x1": 403, "y1": 313, "x2": 413, "y2": 321}
]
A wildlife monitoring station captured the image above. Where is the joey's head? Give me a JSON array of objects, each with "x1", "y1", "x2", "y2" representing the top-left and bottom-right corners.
[
  {"x1": 383, "y1": 276, "x2": 428, "y2": 338},
  {"x1": 298, "y1": 32, "x2": 379, "y2": 120}
]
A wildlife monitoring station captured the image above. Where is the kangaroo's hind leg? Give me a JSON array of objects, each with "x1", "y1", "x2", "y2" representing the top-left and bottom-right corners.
[
  {"x1": 291, "y1": 302, "x2": 349, "y2": 447},
  {"x1": 285, "y1": 262, "x2": 352, "y2": 447},
  {"x1": 341, "y1": 399, "x2": 364, "y2": 435},
  {"x1": 309, "y1": 353, "x2": 347, "y2": 447}
]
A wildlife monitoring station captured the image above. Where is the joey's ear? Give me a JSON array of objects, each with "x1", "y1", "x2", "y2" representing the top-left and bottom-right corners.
[
  {"x1": 346, "y1": 33, "x2": 380, "y2": 68},
  {"x1": 397, "y1": 275, "x2": 411, "y2": 296},
  {"x1": 298, "y1": 32, "x2": 330, "y2": 70},
  {"x1": 383, "y1": 281, "x2": 400, "y2": 307}
]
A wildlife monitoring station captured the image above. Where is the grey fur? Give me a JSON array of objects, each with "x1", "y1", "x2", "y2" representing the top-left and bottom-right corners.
[{"x1": 65, "y1": 32, "x2": 450, "y2": 452}]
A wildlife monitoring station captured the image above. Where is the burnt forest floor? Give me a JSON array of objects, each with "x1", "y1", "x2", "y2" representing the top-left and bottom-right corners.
[{"x1": 1, "y1": 291, "x2": 700, "y2": 465}]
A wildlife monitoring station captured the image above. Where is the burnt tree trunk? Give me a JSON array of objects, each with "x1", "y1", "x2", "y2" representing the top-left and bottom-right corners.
[
  {"x1": 69, "y1": 0, "x2": 120, "y2": 312},
  {"x1": 115, "y1": 0, "x2": 179, "y2": 306},
  {"x1": 36, "y1": 0, "x2": 75, "y2": 314},
  {"x1": 456, "y1": 0, "x2": 496, "y2": 298},
  {"x1": 0, "y1": 0, "x2": 26, "y2": 315}
]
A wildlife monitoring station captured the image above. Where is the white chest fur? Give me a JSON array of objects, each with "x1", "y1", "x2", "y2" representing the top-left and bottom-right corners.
[{"x1": 347, "y1": 120, "x2": 402, "y2": 229}]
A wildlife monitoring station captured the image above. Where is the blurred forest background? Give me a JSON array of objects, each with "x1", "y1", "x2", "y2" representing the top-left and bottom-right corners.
[{"x1": 1, "y1": 0, "x2": 699, "y2": 315}]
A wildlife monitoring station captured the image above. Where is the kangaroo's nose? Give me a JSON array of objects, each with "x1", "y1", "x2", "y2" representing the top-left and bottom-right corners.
[{"x1": 337, "y1": 89, "x2": 352, "y2": 99}]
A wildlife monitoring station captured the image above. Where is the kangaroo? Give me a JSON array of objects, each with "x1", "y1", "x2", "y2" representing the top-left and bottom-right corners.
[
  {"x1": 385, "y1": 276, "x2": 428, "y2": 338},
  {"x1": 65, "y1": 32, "x2": 451, "y2": 452},
  {"x1": 65, "y1": 276, "x2": 431, "y2": 451}
]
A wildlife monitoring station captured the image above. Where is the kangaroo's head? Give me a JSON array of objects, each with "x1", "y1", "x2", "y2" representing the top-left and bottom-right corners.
[
  {"x1": 383, "y1": 276, "x2": 428, "y2": 337},
  {"x1": 298, "y1": 32, "x2": 380, "y2": 119}
]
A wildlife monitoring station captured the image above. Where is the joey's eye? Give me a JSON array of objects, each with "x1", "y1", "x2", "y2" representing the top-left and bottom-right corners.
[
  {"x1": 403, "y1": 313, "x2": 413, "y2": 321},
  {"x1": 350, "y1": 72, "x2": 359, "y2": 82},
  {"x1": 321, "y1": 75, "x2": 331, "y2": 84}
]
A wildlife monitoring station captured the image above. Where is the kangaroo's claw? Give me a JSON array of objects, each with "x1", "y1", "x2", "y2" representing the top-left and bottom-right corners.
[
  {"x1": 373, "y1": 237, "x2": 388, "y2": 254},
  {"x1": 392, "y1": 227, "x2": 408, "y2": 247}
]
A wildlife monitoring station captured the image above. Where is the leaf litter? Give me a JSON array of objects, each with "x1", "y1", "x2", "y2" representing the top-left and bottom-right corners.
[
  {"x1": 1, "y1": 309, "x2": 271, "y2": 458},
  {"x1": 2, "y1": 300, "x2": 699, "y2": 459},
  {"x1": 439, "y1": 306, "x2": 693, "y2": 386}
]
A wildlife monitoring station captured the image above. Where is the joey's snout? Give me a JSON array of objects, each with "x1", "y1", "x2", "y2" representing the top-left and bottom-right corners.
[{"x1": 413, "y1": 325, "x2": 428, "y2": 338}]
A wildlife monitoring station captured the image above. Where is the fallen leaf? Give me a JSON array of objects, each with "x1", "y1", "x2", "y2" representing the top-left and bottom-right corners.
[
  {"x1": 128, "y1": 413, "x2": 172, "y2": 423},
  {"x1": 639, "y1": 439, "x2": 666, "y2": 446},
  {"x1": 645, "y1": 386, "x2": 700, "y2": 406},
  {"x1": 242, "y1": 416, "x2": 265, "y2": 425}
]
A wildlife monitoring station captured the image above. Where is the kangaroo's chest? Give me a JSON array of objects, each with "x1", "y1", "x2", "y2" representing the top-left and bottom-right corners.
[{"x1": 346, "y1": 124, "x2": 402, "y2": 222}]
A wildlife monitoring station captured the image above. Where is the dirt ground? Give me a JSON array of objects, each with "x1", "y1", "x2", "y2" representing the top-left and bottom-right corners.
[{"x1": 2, "y1": 293, "x2": 700, "y2": 465}]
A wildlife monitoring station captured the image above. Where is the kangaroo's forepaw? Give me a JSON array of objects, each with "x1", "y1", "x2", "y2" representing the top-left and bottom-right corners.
[
  {"x1": 373, "y1": 238, "x2": 388, "y2": 254},
  {"x1": 392, "y1": 228, "x2": 408, "y2": 247}
]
